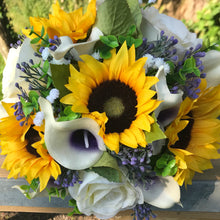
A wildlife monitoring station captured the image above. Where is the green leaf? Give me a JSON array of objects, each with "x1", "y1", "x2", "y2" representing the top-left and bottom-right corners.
[
  {"x1": 100, "y1": 49, "x2": 112, "y2": 59},
  {"x1": 57, "y1": 106, "x2": 81, "y2": 121},
  {"x1": 68, "y1": 199, "x2": 82, "y2": 215},
  {"x1": 92, "y1": 152, "x2": 119, "y2": 171},
  {"x1": 95, "y1": 0, "x2": 135, "y2": 36},
  {"x1": 41, "y1": 26, "x2": 45, "y2": 37},
  {"x1": 69, "y1": 199, "x2": 76, "y2": 207},
  {"x1": 100, "y1": 35, "x2": 119, "y2": 48},
  {"x1": 20, "y1": 185, "x2": 30, "y2": 191},
  {"x1": 156, "y1": 159, "x2": 167, "y2": 169},
  {"x1": 30, "y1": 37, "x2": 41, "y2": 44},
  {"x1": 134, "y1": 38, "x2": 143, "y2": 48},
  {"x1": 42, "y1": 60, "x2": 50, "y2": 73},
  {"x1": 145, "y1": 113, "x2": 167, "y2": 143},
  {"x1": 29, "y1": 90, "x2": 39, "y2": 101},
  {"x1": 50, "y1": 64, "x2": 71, "y2": 98},
  {"x1": 46, "y1": 76, "x2": 53, "y2": 89},
  {"x1": 61, "y1": 188, "x2": 66, "y2": 200},
  {"x1": 126, "y1": 0, "x2": 143, "y2": 37},
  {"x1": 128, "y1": 25, "x2": 136, "y2": 36},
  {"x1": 20, "y1": 98, "x2": 35, "y2": 117},
  {"x1": 179, "y1": 57, "x2": 201, "y2": 78},
  {"x1": 90, "y1": 167, "x2": 120, "y2": 183}
]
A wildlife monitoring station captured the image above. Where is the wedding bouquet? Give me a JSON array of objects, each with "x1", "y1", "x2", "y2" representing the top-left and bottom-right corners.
[{"x1": 1, "y1": 0, "x2": 220, "y2": 219}]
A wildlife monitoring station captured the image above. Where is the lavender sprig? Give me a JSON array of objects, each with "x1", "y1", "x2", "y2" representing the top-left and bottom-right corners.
[
  {"x1": 111, "y1": 145, "x2": 156, "y2": 190},
  {"x1": 133, "y1": 203, "x2": 156, "y2": 220},
  {"x1": 54, "y1": 168, "x2": 82, "y2": 188}
]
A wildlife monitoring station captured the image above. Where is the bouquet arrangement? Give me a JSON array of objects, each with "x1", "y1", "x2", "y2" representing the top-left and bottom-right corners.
[{"x1": 1, "y1": 0, "x2": 220, "y2": 219}]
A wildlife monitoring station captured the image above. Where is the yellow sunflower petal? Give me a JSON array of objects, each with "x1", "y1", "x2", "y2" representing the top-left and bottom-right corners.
[
  {"x1": 104, "y1": 133, "x2": 120, "y2": 153},
  {"x1": 80, "y1": 55, "x2": 108, "y2": 85},
  {"x1": 109, "y1": 42, "x2": 129, "y2": 80},
  {"x1": 38, "y1": 166, "x2": 51, "y2": 192},
  {"x1": 120, "y1": 128, "x2": 138, "y2": 149}
]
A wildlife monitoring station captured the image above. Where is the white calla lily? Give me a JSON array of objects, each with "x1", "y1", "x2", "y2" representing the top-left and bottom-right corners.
[
  {"x1": 51, "y1": 27, "x2": 103, "y2": 61},
  {"x1": 38, "y1": 97, "x2": 105, "y2": 170},
  {"x1": 2, "y1": 38, "x2": 41, "y2": 102},
  {"x1": 142, "y1": 176, "x2": 181, "y2": 209},
  {"x1": 201, "y1": 50, "x2": 220, "y2": 88},
  {"x1": 141, "y1": 7, "x2": 202, "y2": 59},
  {"x1": 155, "y1": 66, "x2": 183, "y2": 127}
]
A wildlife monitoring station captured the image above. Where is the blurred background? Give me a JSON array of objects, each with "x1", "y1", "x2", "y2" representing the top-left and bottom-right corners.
[{"x1": 0, "y1": 0, "x2": 219, "y2": 219}]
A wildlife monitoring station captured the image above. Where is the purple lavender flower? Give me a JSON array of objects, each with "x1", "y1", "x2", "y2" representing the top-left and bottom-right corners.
[{"x1": 133, "y1": 203, "x2": 156, "y2": 220}]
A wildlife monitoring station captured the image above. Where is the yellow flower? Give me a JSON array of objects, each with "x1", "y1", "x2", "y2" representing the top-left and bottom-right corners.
[
  {"x1": 0, "y1": 102, "x2": 61, "y2": 192},
  {"x1": 61, "y1": 43, "x2": 161, "y2": 153},
  {"x1": 23, "y1": 0, "x2": 96, "y2": 43},
  {"x1": 165, "y1": 79, "x2": 220, "y2": 186}
]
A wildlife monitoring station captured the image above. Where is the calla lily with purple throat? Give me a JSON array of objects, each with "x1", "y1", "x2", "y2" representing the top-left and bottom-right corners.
[{"x1": 38, "y1": 97, "x2": 106, "y2": 170}]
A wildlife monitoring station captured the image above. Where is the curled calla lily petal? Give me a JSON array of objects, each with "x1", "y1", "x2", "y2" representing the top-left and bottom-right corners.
[
  {"x1": 38, "y1": 97, "x2": 106, "y2": 170},
  {"x1": 155, "y1": 66, "x2": 183, "y2": 127},
  {"x1": 51, "y1": 27, "x2": 103, "y2": 61},
  {"x1": 2, "y1": 38, "x2": 40, "y2": 101},
  {"x1": 201, "y1": 50, "x2": 220, "y2": 88},
  {"x1": 141, "y1": 7, "x2": 202, "y2": 59},
  {"x1": 141, "y1": 176, "x2": 181, "y2": 209}
]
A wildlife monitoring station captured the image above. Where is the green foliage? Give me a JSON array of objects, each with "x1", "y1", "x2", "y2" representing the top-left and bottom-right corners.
[
  {"x1": 29, "y1": 26, "x2": 50, "y2": 47},
  {"x1": 95, "y1": 0, "x2": 141, "y2": 36},
  {"x1": 97, "y1": 25, "x2": 143, "y2": 59},
  {"x1": 89, "y1": 152, "x2": 121, "y2": 183},
  {"x1": 184, "y1": 0, "x2": 220, "y2": 50},
  {"x1": 57, "y1": 106, "x2": 81, "y2": 122},
  {"x1": 68, "y1": 199, "x2": 81, "y2": 216},
  {"x1": 145, "y1": 113, "x2": 167, "y2": 144},
  {"x1": 166, "y1": 57, "x2": 201, "y2": 87},
  {"x1": 20, "y1": 90, "x2": 39, "y2": 117},
  {"x1": 179, "y1": 57, "x2": 201, "y2": 80},
  {"x1": 50, "y1": 64, "x2": 70, "y2": 98},
  {"x1": 47, "y1": 187, "x2": 67, "y2": 202},
  {"x1": 0, "y1": 54, "x2": 5, "y2": 100},
  {"x1": 20, "y1": 178, "x2": 40, "y2": 199},
  {"x1": 154, "y1": 153, "x2": 178, "y2": 177}
]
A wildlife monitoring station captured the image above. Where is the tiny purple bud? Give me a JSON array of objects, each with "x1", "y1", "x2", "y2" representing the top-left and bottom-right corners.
[
  {"x1": 200, "y1": 73, "x2": 206, "y2": 78},
  {"x1": 16, "y1": 63, "x2": 21, "y2": 69},
  {"x1": 39, "y1": 47, "x2": 45, "y2": 53},
  {"x1": 49, "y1": 45, "x2": 57, "y2": 51}
]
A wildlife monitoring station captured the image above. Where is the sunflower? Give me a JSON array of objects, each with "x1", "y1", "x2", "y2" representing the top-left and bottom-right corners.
[
  {"x1": 22, "y1": 0, "x2": 96, "y2": 43},
  {"x1": 61, "y1": 43, "x2": 161, "y2": 153},
  {"x1": 0, "y1": 102, "x2": 61, "y2": 191},
  {"x1": 165, "y1": 79, "x2": 220, "y2": 186}
]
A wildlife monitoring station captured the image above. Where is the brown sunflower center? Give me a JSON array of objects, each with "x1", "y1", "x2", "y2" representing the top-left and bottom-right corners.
[
  {"x1": 25, "y1": 126, "x2": 41, "y2": 157},
  {"x1": 171, "y1": 114, "x2": 194, "y2": 149},
  {"x1": 88, "y1": 80, "x2": 137, "y2": 134}
]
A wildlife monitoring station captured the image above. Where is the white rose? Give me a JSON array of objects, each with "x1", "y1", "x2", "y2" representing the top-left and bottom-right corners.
[
  {"x1": 201, "y1": 50, "x2": 220, "y2": 88},
  {"x1": 141, "y1": 7, "x2": 202, "y2": 58},
  {"x1": 68, "y1": 171, "x2": 143, "y2": 219}
]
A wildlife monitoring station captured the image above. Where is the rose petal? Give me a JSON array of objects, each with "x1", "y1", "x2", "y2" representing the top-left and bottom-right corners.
[
  {"x1": 38, "y1": 97, "x2": 105, "y2": 170},
  {"x1": 68, "y1": 171, "x2": 143, "y2": 219}
]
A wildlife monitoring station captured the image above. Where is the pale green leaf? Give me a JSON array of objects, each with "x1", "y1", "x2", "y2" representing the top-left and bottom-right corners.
[
  {"x1": 90, "y1": 167, "x2": 120, "y2": 183},
  {"x1": 145, "y1": 113, "x2": 167, "y2": 143},
  {"x1": 95, "y1": 0, "x2": 135, "y2": 36},
  {"x1": 92, "y1": 152, "x2": 119, "y2": 171},
  {"x1": 126, "y1": 0, "x2": 143, "y2": 37},
  {"x1": 50, "y1": 64, "x2": 70, "y2": 98}
]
